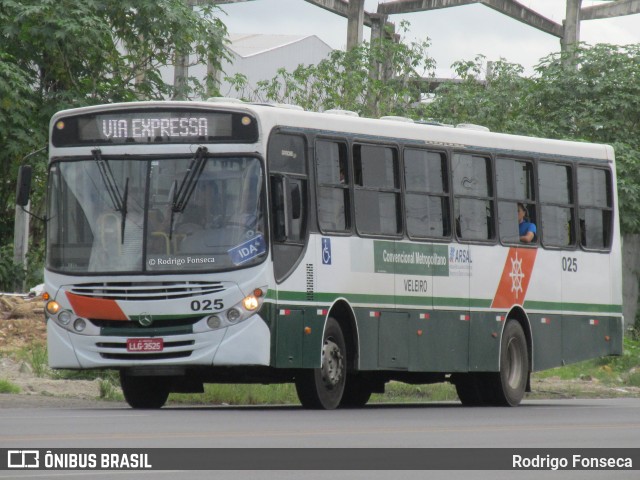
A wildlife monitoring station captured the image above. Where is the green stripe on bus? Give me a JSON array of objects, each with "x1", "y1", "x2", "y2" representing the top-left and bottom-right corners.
[
  {"x1": 275, "y1": 291, "x2": 490, "y2": 309},
  {"x1": 523, "y1": 300, "x2": 623, "y2": 314},
  {"x1": 274, "y1": 290, "x2": 621, "y2": 314}
]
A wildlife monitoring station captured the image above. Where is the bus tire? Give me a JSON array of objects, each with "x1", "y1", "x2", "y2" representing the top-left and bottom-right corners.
[
  {"x1": 339, "y1": 374, "x2": 373, "y2": 408},
  {"x1": 493, "y1": 320, "x2": 529, "y2": 406},
  {"x1": 453, "y1": 373, "x2": 485, "y2": 406},
  {"x1": 120, "y1": 371, "x2": 170, "y2": 409},
  {"x1": 294, "y1": 317, "x2": 346, "y2": 410}
]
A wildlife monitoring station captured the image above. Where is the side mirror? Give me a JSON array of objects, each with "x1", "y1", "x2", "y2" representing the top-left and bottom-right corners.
[{"x1": 16, "y1": 165, "x2": 33, "y2": 207}]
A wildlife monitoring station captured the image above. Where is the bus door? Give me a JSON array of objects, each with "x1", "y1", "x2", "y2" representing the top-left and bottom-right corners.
[{"x1": 268, "y1": 132, "x2": 311, "y2": 369}]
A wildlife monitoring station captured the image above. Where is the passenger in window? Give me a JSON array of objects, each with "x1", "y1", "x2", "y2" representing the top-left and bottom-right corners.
[{"x1": 518, "y1": 203, "x2": 536, "y2": 243}]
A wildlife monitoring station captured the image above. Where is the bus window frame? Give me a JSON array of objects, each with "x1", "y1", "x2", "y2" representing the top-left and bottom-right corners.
[
  {"x1": 451, "y1": 150, "x2": 497, "y2": 245},
  {"x1": 576, "y1": 162, "x2": 614, "y2": 253},
  {"x1": 495, "y1": 155, "x2": 538, "y2": 248},
  {"x1": 538, "y1": 159, "x2": 578, "y2": 251},
  {"x1": 401, "y1": 145, "x2": 453, "y2": 243},
  {"x1": 351, "y1": 140, "x2": 403, "y2": 240},
  {"x1": 314, "y1": 135, "x2": 353, "y2": 236}
]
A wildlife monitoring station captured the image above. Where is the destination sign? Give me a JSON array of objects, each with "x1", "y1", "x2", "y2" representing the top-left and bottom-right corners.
[{"x1": 52, "y1": 109, "x2": 258, "y2": 146}]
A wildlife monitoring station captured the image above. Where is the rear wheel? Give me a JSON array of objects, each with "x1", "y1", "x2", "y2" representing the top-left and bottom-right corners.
[
  {"x1": 295, "y1": 318, "x2": 346, "y2": 410},
  {"x1": 493, "y1": 320, "x2": 529, "y2": 406},
  {"x1": 454, "y1": 321, "x2": 528, "y2": 407},
  {"x1": 120, "y1": 372, "x2": 170, "y2": 409}
]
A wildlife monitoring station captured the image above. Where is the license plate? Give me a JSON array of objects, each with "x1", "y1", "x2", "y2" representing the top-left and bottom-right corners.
[{"x1": 126, "y1": 338, "x2": 164, "y2": 352}]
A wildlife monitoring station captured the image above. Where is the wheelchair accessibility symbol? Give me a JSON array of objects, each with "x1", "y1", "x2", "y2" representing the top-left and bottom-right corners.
[{"x1": 322, "y1": 238, "x2": 332, "y2": 265}]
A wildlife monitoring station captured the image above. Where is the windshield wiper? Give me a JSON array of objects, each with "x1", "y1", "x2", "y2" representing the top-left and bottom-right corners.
[
  {"x1": 92, "y1": 148, "x2": 128, "y2": 243},
  {"x1": 169, "y1": 146, "x2": 208, "y2": 237}
]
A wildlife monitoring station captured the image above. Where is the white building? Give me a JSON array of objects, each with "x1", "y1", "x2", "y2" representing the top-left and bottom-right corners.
[{"x1": 186, "y1": 33, "x2": 333, "y2": 99}]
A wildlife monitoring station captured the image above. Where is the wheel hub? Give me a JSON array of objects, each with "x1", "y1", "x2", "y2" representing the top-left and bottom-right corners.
[{"x1": 321, "y1": 339, "x2": 344, "y2": 389}]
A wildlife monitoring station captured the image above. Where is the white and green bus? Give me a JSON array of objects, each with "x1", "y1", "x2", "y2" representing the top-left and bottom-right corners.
[{"x1": 21, "y1": 99, "x2": 623, "y2": 408}]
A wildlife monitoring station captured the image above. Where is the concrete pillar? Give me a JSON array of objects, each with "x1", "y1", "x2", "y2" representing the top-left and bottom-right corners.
[
  {"x1": 347, "y1": 0, "x2": 366, "y2": 50},
  {"x1": 173, "y1": 51, "x2": 189, "y2": 100},
  {"x1": 561, "y1": 0, "x2": 582, "y2": 53},
  {"x1": 622, "y1": 234, "x2": 640, "y2": 330},
  {"x1": 13, "y1": 203, "x2": 29, "y2": 292}
]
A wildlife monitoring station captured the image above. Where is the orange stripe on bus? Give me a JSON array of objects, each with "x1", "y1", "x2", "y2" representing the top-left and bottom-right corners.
[{"x1": 65, "y1": 292, "x2": 129, "y2": 321}]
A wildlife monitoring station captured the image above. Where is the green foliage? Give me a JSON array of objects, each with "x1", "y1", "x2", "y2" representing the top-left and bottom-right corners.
[
  {"x1": 0, "y1": 0, "x2": 229, "y2": 252},
  {"x1": 536, "y1": 335, "x2": 640, "y2": 390},
  {"x1": 427, "y1": 44, "x2": 640, "y2": 233},
  {"x1": 21, "y1": 343, "x2": 49, "y2": 377},
  {"x1": 0, "y1": 244, "x2": 25, "y2": 292},
  {"x1": 99, "y1": 376, "x2": 124, "y2": 401},
  {"x1": 0, "y1": 379, "x2": 21, "y2": 394}
]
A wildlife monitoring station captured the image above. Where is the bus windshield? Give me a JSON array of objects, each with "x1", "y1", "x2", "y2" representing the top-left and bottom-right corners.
[{"x1": 46, "y1": 155, "x2": 266, "y2": 273}]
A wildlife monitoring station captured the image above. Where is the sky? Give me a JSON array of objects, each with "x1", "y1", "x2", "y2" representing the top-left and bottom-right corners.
[{"x1": 216, "y1": 0, "x2": 640, "y2": 77}]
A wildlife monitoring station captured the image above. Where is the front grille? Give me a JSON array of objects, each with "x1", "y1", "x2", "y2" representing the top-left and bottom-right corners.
[
  {"x1": 90, "y1": 317, "x2": 201, "y2": 330},
  {"x1": 100, "y1": 351, "x2": 193, "y2": 361},
  {"x1": 70, "y1": 281, "x2": 225, "y2": 301}
]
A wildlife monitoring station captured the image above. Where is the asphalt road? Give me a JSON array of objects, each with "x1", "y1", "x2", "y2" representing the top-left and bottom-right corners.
[{"x1": 0, "y1": 397, "x2": 638, "y2": 479}]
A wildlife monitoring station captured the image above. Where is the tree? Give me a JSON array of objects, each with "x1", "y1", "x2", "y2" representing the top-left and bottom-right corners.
[
  {"x1": 0, "y1": 0, "x2": 228, "y2": 283},
  {"x1": 427, "y1": 44, "x2": 640, "y2": 234}
]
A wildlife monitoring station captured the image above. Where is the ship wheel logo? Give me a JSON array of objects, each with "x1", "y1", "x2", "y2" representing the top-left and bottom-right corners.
[{"x1": 509, "y1": 252, "x2": 525, "y2": 299}]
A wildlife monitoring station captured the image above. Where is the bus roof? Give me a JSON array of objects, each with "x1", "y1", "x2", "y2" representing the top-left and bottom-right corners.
[{"x1": 51, "y1": 100, "x2": 614, "y2": 164}]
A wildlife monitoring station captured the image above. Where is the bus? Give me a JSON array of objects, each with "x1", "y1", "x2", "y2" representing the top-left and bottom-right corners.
[{"x1": 18, "y1": 99, "x2": 623, "y2": 409}]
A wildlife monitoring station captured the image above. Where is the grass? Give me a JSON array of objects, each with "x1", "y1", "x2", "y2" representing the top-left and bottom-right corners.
[
  {"x1": 9, "y1": 330, "x2": 640, "y2": 405},
  {"x1": 533, "y1": 335, "x2": 640, "y2": 389},
  {"x1": 0, "y1": 379, "x2": 20, "y2": 394}
]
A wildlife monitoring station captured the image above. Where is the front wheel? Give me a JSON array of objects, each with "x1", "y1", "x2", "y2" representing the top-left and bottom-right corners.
[
  {"x1": 339, "y1": 374, "x2": 373, "y2": 408},
  {"x1": 120, "y1": 372, "x2": 170, "y2": 409},
  {"x1": 294, "y1": 318, "x2": 346, "y2": 410}
]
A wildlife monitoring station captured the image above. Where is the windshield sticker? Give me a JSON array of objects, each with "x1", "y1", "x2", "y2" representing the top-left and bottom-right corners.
[
  {"x1": 228, "y1": 234, "x2": 267, "y2": 265},
  {"x1": 147, "y1": 256, "x2": 215, "y2": 268}
]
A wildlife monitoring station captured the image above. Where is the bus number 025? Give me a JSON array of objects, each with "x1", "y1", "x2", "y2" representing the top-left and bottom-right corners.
[
  {"x1": 190, "y1": 299, "x2": 224, "y2": 311},
  {"x1": 562, "y1": 257, "x2": 578, "y2": 272}
]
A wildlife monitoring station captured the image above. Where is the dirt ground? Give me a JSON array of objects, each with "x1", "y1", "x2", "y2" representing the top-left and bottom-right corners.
[
  {"x1": 1, "y1": 293, "x2": 639, "y2": 408},
  {"x1": 0, "y1": 294, "x2": 105, "y2": 403}
]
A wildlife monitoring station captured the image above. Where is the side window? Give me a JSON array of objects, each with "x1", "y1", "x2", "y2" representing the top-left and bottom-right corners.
[
  {"x1": 316, "y1": 140, "x2": 350, "y2": 232},
  {"x1": 452, "y1": 153, "x2": 495, "y2": 241},
  {"x1": 496, "y1": 158, "x2": 537, "y2": 245},
  {"x1": 268, "y1": 132, "x2": 308, "y2": 282},
  {"x1": 578, "y1": 166, "x2": 613, "y2": 250},
  {"x1": 353, "y1": 144, "x2": 401, "y2": 236},
  {"x1": 404, "y1": 148, "x2": 450, "y2": 239},
  {"x1": 539, "y1": 162, "x2": 575, "y2": 248}
]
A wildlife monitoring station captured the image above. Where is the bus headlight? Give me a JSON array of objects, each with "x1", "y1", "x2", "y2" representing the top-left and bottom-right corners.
[
  {"x1": 205, "y1": 287, "x2": 267, "y2": 331},
  {"x1": 207, "y1": 315, "x2": 222, "y2": 329},
  {"x1": 58, "y1": 310, "x2": 72, "y2": 325},
  {"x1": 46, "y1": 300, "x2": 61, "y2": 316},
  {"x1": 242, "y1": 294, "x2": 260, "y2": 311},
  {"x1": 73, "y1": 318, "x2": 86, "y2": 332},
  {"x1": 226, "y1": 308, "x2": 241, "y2": 324}
]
